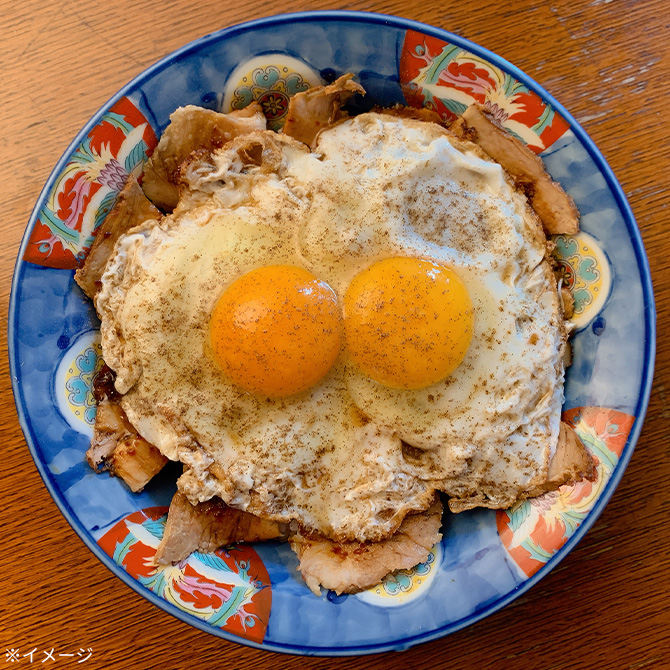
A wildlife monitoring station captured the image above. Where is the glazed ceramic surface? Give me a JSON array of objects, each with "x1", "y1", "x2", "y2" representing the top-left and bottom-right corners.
[{"x1": 9, "y1": 11, "x2": 655, "y2": 656}]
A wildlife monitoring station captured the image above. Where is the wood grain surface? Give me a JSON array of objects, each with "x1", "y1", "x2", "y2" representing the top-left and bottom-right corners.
[{"x1": 1, "y1": 1, "x2": 668, "y2": 668}]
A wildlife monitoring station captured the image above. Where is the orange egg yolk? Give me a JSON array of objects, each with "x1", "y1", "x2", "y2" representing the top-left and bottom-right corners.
[
  {"x1": 210, "y1": 265, "x2": 342, "y2": 397},
  {"x1": 344, "y1": 257, "x2": 474, "y2": 389}
]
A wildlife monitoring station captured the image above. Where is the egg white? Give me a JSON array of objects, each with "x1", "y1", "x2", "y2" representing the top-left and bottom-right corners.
[{"x1": 96, "y1": 113, "x2": 566, "y2": 539}]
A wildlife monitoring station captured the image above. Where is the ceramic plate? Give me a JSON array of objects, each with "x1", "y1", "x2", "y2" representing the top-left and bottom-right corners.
[{"x1": 9, "y1": 11, "x2": 655, "y2": 656}]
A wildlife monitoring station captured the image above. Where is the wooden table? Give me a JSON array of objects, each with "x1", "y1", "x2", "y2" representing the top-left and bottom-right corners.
[{"x1": 2, "y1": 1, "x2": 668, "y2": 668}]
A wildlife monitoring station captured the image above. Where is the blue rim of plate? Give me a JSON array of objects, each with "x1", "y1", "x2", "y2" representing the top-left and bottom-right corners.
[{"x1": 8, "y1": 10, "x2": 656, "y2": 656}]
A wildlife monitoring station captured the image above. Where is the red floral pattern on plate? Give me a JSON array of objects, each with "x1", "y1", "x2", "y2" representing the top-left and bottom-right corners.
[
  {"x1": 497, "y1": 408, "x2": 634, "y2": 577},
  {"x1": 400, "y1": 30, "x2": 569, "y2": 153},
  {"x1": 24, "y1": 97, "x2": 157, "y2": 269},
  {"x1": 98, "y1": 507, "x2": 272, "y2": 643}
]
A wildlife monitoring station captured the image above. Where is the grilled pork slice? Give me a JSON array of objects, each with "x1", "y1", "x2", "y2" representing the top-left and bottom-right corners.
[
  {"x1": 450, "y1": 104, "x2": 579, "y2": 235},
  {"x1": 86, "y1": 396, "x2": 132, "y2": 470},
  {"x1": 74, "y1": 175, "x2": 160, "y2": 299},
  {"x1": 155, "y1": 492, "x2": 289, "y2": 565},
  {"x1": 537, "y1": 422, "x2": 595, "y2": 494},
  {"x1": 560, "y1": 285, "x2": 575, "y2": 319},
  {"x1": 448, "y1": 422, "x2": 595, "y2": 513},
  {"x1": 87, "y1": 366, "x2": 168, "y2": 492},
  {"x1": 88, "y1": 397, "x2": 167, "y2": 491},
  {"x1": 142, "y1": 103, "x2": 267, "y2": 211},
  {"x1": 282, "y1": 73, "x2": 365, "y2": 147},
  {"x1": 374, "y1": 103, "x2": 447, "y2": 126},
  {"x1": 290, "y1": 497, "x2": 443, "y2": 596},
  {"x1": 109, "y1": 435, "x2": 168, "y2": 493}
]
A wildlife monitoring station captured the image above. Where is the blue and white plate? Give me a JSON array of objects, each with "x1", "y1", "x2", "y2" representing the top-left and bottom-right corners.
[{"x1": 9, "y1": 11, "x2": 655, "y2": 656}]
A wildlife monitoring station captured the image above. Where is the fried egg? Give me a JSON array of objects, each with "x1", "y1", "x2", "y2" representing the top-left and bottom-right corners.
[{"x1": 96, "y1": 113, "x2": 566, "y2": 541}]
